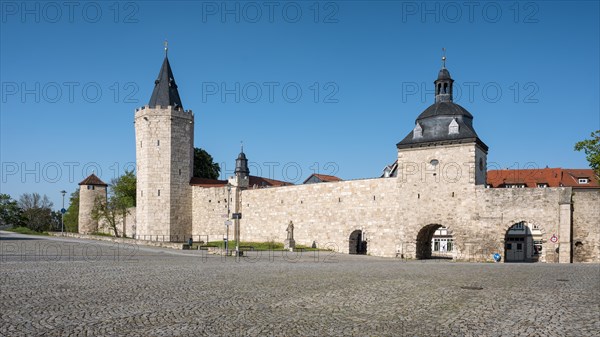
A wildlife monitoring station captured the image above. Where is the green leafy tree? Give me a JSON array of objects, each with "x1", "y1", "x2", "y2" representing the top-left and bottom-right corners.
[
  {"x1": 575, "y1": 130, "x2": 600, "y2": 178},
  {"x1": 111, "y1": 170, "x2": 136, "y2": 208},
  {"x1": 194, "y1": 147, "x2": 221, "y2": 179},
  {"x1": 0, "y1": 194, "x2": 24, "y2": 227},
  {"x1": 18, "y1": 193, "x2": 54, "y2": 232},
  {"x1": 92, "y1": 171, "x2": 136, "y2": 237},
  {"x1": 63, "y1": 190, "x2": 80, "y2": 232}
]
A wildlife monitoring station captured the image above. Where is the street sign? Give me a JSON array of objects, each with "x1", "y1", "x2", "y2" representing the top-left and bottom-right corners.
[
  {"x1": 550, "y1": 234, "x2": 558, "y2": 243},
  {"x1": 232, "y1": 213, "x2": 242, "y2": 219},
  {"x1": 493, "y1": 253, "x2": 501, "y2": 262},
  {"x1": 225, "y1": 220, "x2": 232, "y2": 226},
  {"x1": 61, "y1": 208, "x2": 67, "y2": 214}
]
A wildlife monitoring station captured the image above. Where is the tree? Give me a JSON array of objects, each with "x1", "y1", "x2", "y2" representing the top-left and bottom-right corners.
[
  {"x1": 111, "y1": 170, "x2": 136, "y2": 208},
  {"x1": 575, "y1": 130, "x2": 600, "y2": 178},
  {"x1": 92, "y1": 171, "x2": 136, "y2": 237},
  {"x1": 18, "y1": 193, "x2": 54, "y2": 232},
  {"x1": 63, "y1": 190, "x2": 80, "y2": 232},
  {"x1": 0, "y1": 194, "x2": 24, "y2": 227},
  {"x1": 194, "y1": 147, "x2": 221, "y2": 179}
]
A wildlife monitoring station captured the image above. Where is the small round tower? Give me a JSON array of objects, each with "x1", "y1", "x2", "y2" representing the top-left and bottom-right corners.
[{"x1": 78, "y1": 173, "x2": 108, "y2": 234}]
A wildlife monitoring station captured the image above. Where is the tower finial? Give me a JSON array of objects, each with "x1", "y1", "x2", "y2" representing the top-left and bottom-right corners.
[
  {"x1": 441, "y1": 47, "x2": 446, "y2": 68},
  {"x1": 240, "y1": 141, "x2": 244, "y2": 153},
  {"x1": 164, "y1": 40, "x2": 168, "y2": 57}
]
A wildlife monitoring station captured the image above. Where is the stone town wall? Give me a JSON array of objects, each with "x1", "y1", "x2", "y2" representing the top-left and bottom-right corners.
[
  {"x1": 572, "y1": 188, "x2": 600, "y2": 262},
  {"x1": 192, "y1": 179, "x2": 595, "y2": 263},
  {"x1": 473, "y1": 187, "x2": 568, "y2": 263},
  {"x1": 189, "y1": 144, "x2": 598, "y2": 263},
  {"x1": 192, "y1": 186, "x2": 230, "y2": 243},
  {"x1": 236, "y1": 178, "x2": 401, "y2": 257},
  {"x1": 98, "y1": 207, "x2": 136, "y2": 239}
]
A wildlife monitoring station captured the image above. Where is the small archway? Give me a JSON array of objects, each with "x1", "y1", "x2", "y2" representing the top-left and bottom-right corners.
[
  {"x1": 504, "y1": 221, "x2": 543, "y2": 262},
  {"x1": 349, "y1": 230, "x2": 367, "y2": 255},
  {"x1": 416, "y1": 224, "x2": 453, "y2": 259}
]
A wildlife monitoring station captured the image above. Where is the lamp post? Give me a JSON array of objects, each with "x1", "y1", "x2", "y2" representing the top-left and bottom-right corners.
[
  {"x1": 60, "y1": 190, "x2": 67, "y2": 235},
  {"x1": 226, "y1": 183, "x2": 231, "y2": 256}
]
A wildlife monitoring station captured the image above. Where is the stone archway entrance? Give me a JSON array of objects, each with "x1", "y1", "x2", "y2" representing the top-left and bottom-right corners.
[
  {"x1": 416, "y1": 224, "x2": 452, "y2": 259},
  {"x1": 504, "y1": 221, "x2": 543, "y2": 262},
  {"x1": 349, "y1": 230, "x2": 367, "y2": 255}
]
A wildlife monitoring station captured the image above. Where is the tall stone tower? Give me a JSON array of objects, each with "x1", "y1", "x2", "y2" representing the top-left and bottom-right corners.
[
  {"x1": 396, "y1": 57, "x2": 488, "y2": 187},
  {"x1": 134, "y1": 49, "x2": 194, "y2": 241},
  {"x1": 78, "y1": 173, "x2": 107, "y2": 234}
]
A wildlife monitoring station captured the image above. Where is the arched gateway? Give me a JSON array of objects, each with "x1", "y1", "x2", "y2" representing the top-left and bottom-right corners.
[
  {"x1": 504, "y1": 221, "x2": 544, "y2": 262},
  {"x1": 416, "y1": 224, "x2": 452, "y2": 259},
  {"x1": 349, "y1": 230, "x2": 367, "y2": 255}
]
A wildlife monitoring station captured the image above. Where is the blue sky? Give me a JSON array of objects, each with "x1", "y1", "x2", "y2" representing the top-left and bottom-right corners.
[{"x1": 1, "y1": 1, "x2": 599, "y2": 208}]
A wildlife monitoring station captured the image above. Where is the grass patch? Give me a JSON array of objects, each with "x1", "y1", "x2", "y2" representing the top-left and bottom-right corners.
[
  {"x1": 203, "y1": 240, "x2": 284, "y2": 250},
  {"x1": 6, "y1": 227, "x2": 49, "y2": 236},
  {"x1": 200, "y1": 241, "x2": 323, "y2": 251}
]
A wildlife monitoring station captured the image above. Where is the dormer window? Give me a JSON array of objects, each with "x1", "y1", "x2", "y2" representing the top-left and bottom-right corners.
[
  {"x1": 448, "y1": 118, "x2": 459, "y2": 135},
  {"x1": 578, "y1": 178, "x2": 589, "y2": 184},
  {"x1": 537, "y1": 183, "x2": 548, "y2": 188},
  {"x1": 412, "y1": 122, "x2": 423, "y2": 139}
]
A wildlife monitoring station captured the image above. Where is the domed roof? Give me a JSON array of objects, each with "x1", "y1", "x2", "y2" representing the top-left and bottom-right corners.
[
  {"x1": 397, "y1": 64, "x2": 487, "y2": 151},
  {"x1": 237, "y1": 151, "x2": 247, "y2": 160},
  {"x1": 437, "y1": 68, "x2": 451, "y2": 80},
  {"x1": 417, "y1": 101, "x2": 473, "y2": 120}
]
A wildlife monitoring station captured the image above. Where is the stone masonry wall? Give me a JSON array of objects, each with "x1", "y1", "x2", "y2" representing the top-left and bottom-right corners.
[
  {"x1": 572, "y1": 189, "x2": 600, "y2": 262},
  {"x1": 192, "y1": 186, "x2": 230, "y2": 243},
  {"x1": 78, "y1": 185, "x2": 107, "y2": 234},
  {"x1": 135, "y1": 105, "x2": 193, "y2": 241}
]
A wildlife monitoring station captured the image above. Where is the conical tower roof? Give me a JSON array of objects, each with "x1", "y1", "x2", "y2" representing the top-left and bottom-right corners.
[{"x1": 148, "y1": 55, "x2": 183, "y2": 110}]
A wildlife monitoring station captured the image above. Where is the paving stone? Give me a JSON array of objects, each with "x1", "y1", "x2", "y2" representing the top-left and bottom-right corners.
[{"x1": 0, "y1": 231, "x2": 598, "y2": 337}]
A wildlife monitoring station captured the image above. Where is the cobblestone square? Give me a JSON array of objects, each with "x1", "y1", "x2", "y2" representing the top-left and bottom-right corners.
[{"x1": 1, "y1": 231, "x2": 598, "y2": 337}]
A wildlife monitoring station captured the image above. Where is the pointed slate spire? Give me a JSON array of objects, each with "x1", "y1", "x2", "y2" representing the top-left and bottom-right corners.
[{"x1": 148, "y1": 47, "x2": 183, "y2": 110}]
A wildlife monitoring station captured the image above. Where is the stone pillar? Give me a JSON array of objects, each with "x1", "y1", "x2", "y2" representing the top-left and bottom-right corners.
[{"x1": 558, "y1": 188, "x2": 573, "y2": 263}]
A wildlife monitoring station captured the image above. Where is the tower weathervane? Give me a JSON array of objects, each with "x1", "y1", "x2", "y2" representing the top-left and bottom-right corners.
[
  {"x1": 164, "y1": 40, "x2": 168, "y2": 56},
  {"x1": 441, "y1": 47, "x2": 446, "y2": 68}
]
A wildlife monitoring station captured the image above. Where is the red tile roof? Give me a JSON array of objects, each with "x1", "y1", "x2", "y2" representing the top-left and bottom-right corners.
[
  {"x1": 78, "y1": 173, "x2": 108, "y2": 186},
  {"x1": 487, "y1": 168, "x2": 599, "y2": 188},
  {"x1": 249, "y1": 175, "x2": 293, "y2": 188},
  {"x1": 189, "y1": 177, "x2": 228, "y2": 188},
  {"x1": 303, "y1": 173, "x2": 343, "y2": 184}
]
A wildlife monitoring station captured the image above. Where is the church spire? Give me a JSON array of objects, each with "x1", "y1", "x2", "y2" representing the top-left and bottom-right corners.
[
  {"x1": 148, "y1": 43, "x2": 183, "y2": 110},
  {"x1": 434, "y1": 48, "x2": 454, "y2": 103}
]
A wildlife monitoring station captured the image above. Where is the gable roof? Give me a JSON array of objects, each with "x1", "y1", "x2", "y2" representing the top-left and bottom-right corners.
[
  {"x1": 249, "y1": 175, "x2": 293, "y2": 188},
  {"x1": 303, "y1": 173, "x2": 343, "y2": 184},
  {"x1": 78, "y1": 173, "x2": 108, "y2": 186},
  {"x1": 487, "y1": 168, "x2": 599, "y2": 188}
]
